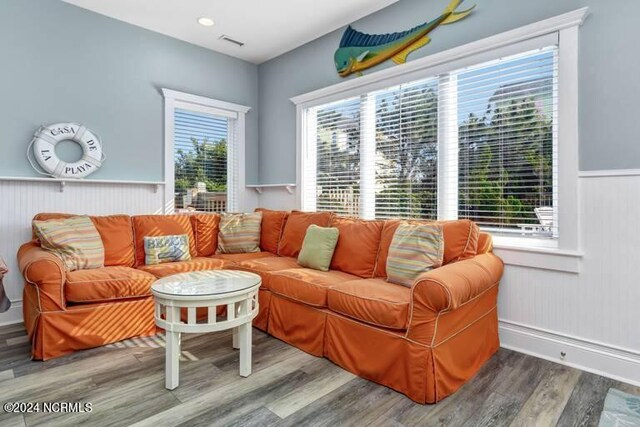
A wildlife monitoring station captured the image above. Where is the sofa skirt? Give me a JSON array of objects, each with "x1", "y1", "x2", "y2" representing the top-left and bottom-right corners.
[
  {"x1": 266, "y1": 284, "x2": 499, "y2": 404},
  {"x1": 268, "y1": 294, "x2": 327, "y2": 356},
  {"x1": 253, "y1": 289, "x2": 271, "y2": 331},
  {"x1": 24, "y1": 287, "x2": 156, "y2": 361}
]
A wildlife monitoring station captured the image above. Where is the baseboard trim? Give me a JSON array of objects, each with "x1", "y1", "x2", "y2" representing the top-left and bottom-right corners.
[
  {"x1": 499, "y1": 319, "x2": 640, "y2": 387},
  {"x1": 0, "y1": 300, "x2": 23, "y2": 326}
]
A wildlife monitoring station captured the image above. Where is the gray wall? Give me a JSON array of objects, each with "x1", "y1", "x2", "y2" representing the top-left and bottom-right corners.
[
  {"x1": 258, "y1": 0, "x2": 640, "y2": 184},
  {"x1": 0, "y1": 0, "x2": 259, "y2": 183}
]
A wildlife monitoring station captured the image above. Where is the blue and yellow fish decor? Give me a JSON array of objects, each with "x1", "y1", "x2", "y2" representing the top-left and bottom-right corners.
[{"x1": 334, "y1": 0, "x2": 475, "y2": 77}]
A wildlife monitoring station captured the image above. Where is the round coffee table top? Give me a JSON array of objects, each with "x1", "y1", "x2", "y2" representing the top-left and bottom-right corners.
[{"x1": 151, "y1": 270, "x2": 261, "y2": 298}]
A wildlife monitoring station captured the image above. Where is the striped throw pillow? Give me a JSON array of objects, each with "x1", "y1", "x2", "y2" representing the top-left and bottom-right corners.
[
  {"x1": 386, "y1": 222, "x2": 444, "y2": 287},
  {"x1": 144, "y1": 234, "x2": 191, "y2": 265},
  {"x1": 217, "y1": 212, "x2": 262, "y2": 254},
  {"x1": 33, "y1": 216, "x2": 105, "y2": 272}
]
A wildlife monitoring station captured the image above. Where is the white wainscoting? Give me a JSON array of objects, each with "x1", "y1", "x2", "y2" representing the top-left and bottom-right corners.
[
  {"x1": 497, "y1": 173, "x2": 640, "y2": 386},
  {"x1": 0, "y1": 179, "x2": 165, "y2": 325},
  {"x1": 255, "y1": 173, "x2": 640, "y2": 386}
]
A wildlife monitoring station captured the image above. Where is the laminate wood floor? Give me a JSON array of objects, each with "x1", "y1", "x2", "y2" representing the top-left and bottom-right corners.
[{"x1": 0, "y1": 323, "x2": 637, "y2": 427}]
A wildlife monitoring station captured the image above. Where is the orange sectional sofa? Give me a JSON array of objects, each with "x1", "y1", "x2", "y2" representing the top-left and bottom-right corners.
[{"x1": 17, "y1": 209, "x2": 503, "y2": 403}]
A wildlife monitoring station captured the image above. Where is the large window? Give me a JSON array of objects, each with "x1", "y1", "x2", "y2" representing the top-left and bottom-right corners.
[
  {"x1": 301, "y1": 45, "x2": 558, "y2": 241},
  {"x1": 162, "y1": 89, "x2": 249, "y2": 214}
]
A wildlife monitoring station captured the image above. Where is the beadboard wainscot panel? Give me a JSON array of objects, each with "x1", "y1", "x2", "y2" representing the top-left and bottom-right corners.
[
  {"x1": 0, "y1": 179, "x2": 164, "y2": 325},
  {"x1": 498, "y1": 172, "x2": 640, "y2": 386}
]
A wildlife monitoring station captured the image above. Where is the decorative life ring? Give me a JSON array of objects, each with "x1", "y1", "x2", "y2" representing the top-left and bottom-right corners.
[{"x1": 28, "y1": 123, "x2": 105, "y2": 179}]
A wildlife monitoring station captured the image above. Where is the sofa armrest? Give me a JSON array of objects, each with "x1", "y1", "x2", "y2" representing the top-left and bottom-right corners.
[
  {"x1": 407, "y1": 253, "x2": 503, "y2": 344},
  {"x1": 18, "y1": 242, "x2": 66, "y2": 312}
]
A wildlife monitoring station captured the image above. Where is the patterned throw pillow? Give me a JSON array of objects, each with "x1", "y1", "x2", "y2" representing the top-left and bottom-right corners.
[
  {"x1": 144, "y1": 235, "x2": 191, "y2": 265},
  {"x1": 217, "y1": 212, "x2": 262, "y2": 254},
  {"x1": 386, "y1": 222, "x2": 444, "y2": 287},
  {"x1": 33, "y1": 216, "x2": 105, "y2": 272}
]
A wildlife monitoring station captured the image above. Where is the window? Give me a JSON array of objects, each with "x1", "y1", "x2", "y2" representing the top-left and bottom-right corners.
[
  {"x1": 454, "y1": 47, "x2": 557, "y2": 237},
  {"x1": 301, "y1": 44, "x2": 561, "y2": 244},
  {"x1": 162, "y1": 89, "x2": 250, "y2": 214},
  {"x1": 173, "y1": 109, "x2": 231, "y2": 213}
]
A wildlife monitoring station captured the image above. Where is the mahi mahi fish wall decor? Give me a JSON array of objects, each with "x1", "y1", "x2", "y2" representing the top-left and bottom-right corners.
[{"x1": 334, "y1": 0, "x2": 475, "y2": 77}]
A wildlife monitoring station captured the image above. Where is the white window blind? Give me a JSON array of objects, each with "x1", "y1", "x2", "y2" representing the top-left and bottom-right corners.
[
  {"x1": 453, "y1": 47, "x2": 558, "y2": 238},
  {"x1": 302, "y1": 44, "x2": 558, "y2": 241},
  {"x1": 372, "y1": 79, "x2": 439, "y2": 220},
  {"x1": 174, "y1": 108, "x2": 238, "y2": 213},
  {"x1": 305, "y1": 97, "x2": 361, "y2": 216}
]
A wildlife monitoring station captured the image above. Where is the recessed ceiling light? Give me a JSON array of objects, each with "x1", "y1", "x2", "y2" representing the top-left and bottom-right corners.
[{"x1": 197, "y1": 17, "x2": 215, "y2": 27}]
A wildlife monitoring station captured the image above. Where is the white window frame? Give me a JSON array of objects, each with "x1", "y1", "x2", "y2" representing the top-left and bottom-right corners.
[
  {"x1": 292, "y1": 8, "x2": 588, "y2": 268},
  {"x1": 162, "y1": 88, "x2": 250, "y2": 213}
]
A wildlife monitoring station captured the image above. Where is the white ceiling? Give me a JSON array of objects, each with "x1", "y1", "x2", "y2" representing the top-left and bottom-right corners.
[{"x1": 62, "y1": 0, "x2": 398, "y2": 64}]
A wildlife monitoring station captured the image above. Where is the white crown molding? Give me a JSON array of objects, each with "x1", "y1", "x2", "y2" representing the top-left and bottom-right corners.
[{"x1": 291, "y1": 7, "x2": 589, "y2": 106}]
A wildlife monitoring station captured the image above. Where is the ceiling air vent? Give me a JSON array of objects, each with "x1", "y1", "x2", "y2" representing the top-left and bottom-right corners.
[{"x1": 218, "y1": 35, "x2": 245, "y2": 47}]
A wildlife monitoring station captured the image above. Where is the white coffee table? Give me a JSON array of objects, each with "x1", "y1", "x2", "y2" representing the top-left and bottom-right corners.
[{"x1": 151, "y1": 269, "x2": 261, "y2": 390}]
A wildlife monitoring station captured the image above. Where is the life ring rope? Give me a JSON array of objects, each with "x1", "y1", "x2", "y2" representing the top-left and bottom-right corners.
[{"x1": 27, "y1": 123, "x2": 105, "y2": 179}]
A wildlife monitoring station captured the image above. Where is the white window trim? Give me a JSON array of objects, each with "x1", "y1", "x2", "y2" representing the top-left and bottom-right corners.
[
  {"x1": 162, "y1": 88, "x2": 250, "y2": 213},
  {"x1": 292, "y1": 8, "x2": 588, "y2": 270}
]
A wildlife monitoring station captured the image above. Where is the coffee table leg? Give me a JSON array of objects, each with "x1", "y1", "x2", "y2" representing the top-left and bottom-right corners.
[
  {"x1": 238, "y1": 321, "x2": 252, "y2": 377},
  {"x1": 232, "y1": 327, "x2": 239, "y2": 349},
  {"x1": 165, "y1": 306, "x2": 181, "y2": 390}
]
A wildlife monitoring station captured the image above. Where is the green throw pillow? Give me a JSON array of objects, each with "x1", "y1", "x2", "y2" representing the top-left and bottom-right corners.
[{"x1": 297, "y1": 225, "x2": 339, "y2": 271}]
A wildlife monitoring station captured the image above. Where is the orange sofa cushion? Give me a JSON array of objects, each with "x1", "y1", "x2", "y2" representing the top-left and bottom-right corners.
[
  {"x1": 34, "y1": 213, "x2": 135, "y2": 267},
  {"x1": 327, "y1": 278, "x2": 411, "y2": 330},
  {"x1": 235, "y1": 256, "x2": 302, "y2": 289},
  {"x1": 270, "y1": 268, "x2": 359, "y2": 307},
  {"x1": 375, "y1": 219, "x2": 479, "y2": 277},
  {"x1": 65, "y1": 266, "x2": 156, "y2": 303},
  {"x1": 278, "y1": 211, "x2": 333, "y2": 258},
  {"x1": 189, "y1": 214, "x2": 220, "y2": 257},
  {"x1": 132, "y1": 215, "x2": 197, "y2": 266},
  {"x1": 330, "y1": 217, "x2": 383, "y2": 278},
  {"x1": 138, "y1": 257, "x2": 228, "y2": 278},
  {"x1": 211, "y1": 252, "x2": 276, "y2": 263},
  {"x1": 255, "y1": 208, "x2": 289, "y2": 254}
]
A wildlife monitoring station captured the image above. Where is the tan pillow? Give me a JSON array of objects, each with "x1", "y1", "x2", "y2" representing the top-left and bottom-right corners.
[
  {"x1": 386, "y1": 222, "x2": 444, "y2": 287},
  {"x1": 33, "y1": 216, "x2": 105, "y2": 271},
  {"x1": 217, "y1": 212, "x2": 262, "y2": 254}
]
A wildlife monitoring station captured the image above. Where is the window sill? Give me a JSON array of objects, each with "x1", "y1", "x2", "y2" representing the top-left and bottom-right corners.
[{"x1": 492, "y1": 241, "x2": 583, "y2": 274}]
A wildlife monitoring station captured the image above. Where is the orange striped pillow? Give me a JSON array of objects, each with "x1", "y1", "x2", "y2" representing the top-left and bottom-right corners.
[
  {"x1": 217, "y1": 212, "x2": 262, "y2": 254},
  {"x1": 386, "y1": 222, "x2": 444, "y2": 287},
  {"x1": 33, "y1": 216, "x2": 105, "y2": 272}
]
